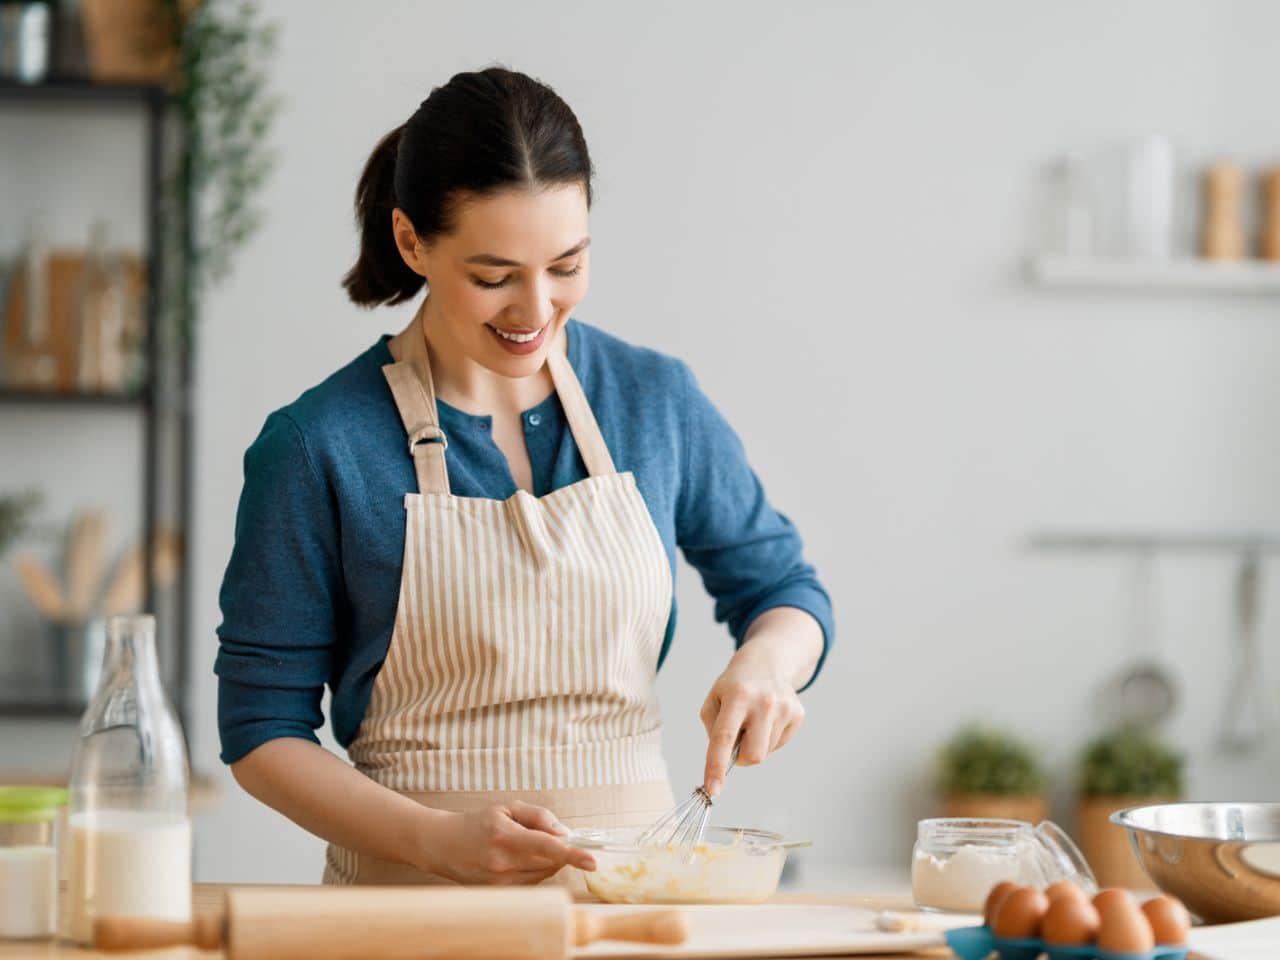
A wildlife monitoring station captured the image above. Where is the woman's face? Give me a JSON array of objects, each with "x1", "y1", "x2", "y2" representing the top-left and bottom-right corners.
[{"x1": 394, "y1": 183, "x2": 590, "y2": 380}]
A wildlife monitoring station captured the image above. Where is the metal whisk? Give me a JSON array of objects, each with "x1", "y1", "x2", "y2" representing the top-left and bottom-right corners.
[{"x1": 636, "y1": 738, "x2": 741, "y2": 848}]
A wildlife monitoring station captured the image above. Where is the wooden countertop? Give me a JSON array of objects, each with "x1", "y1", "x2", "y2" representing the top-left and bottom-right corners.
[
  {"x1": 0, "y1": 886, "x2": 949, "y2": 959},
  {"x1": 0, "y1": 886, "x2": 1225, "y2": 959}
]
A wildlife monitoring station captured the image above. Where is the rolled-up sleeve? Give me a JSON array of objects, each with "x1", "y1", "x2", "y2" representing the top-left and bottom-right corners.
[
  {"x1": 214, "y1": 411, "x2": 343, "y2": 764},
  {"x1": 674, "y1": 363, "x2": 834, "y2": 691}
]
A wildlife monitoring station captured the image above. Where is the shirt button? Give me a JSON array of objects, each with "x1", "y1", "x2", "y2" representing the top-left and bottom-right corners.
[
  {"x1": 527, "y1": 413, "x2": 542, "y2": 427},
  {"x1": 479, "y1": 421, "x2": 490, "y2": 431}
]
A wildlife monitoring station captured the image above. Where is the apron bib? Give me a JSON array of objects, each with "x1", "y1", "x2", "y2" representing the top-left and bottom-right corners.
[{"x1": 324, "y1": 311, "x2": 674, "y2": 889}]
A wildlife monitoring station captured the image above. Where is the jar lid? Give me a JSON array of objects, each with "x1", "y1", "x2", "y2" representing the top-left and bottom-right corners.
[
  {"x1": 1029, "y1": 820, "x2": 1098, "y2": 892},
  {"x1": 0, "y1": 785, "x2": 68, "y2": 824},
  {"x1": 916, "y1": 817, "x2": 1031, "y2": 842}
]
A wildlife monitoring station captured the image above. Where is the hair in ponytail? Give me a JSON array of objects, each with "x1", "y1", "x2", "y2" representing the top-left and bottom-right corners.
[
  {"x1": 343, "y1": 67, "x2": 594, "y2": 308},
  {"x1": 342, "y1": 125, "x2": 424, "y2": 306}
]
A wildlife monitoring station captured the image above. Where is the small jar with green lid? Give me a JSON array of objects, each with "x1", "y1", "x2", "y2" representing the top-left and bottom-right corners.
[{"x1": 0, "y1": 785, "x2": 67, "y2": 940}]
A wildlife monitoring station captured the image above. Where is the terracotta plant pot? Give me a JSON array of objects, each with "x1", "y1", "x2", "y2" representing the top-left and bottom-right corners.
[
  {"x1": 941, "y1": 794, "x2": 1049, "y2": 825},
  {"x1": 1078, "y1": 794, "x2": 1174, "y2": 889}
]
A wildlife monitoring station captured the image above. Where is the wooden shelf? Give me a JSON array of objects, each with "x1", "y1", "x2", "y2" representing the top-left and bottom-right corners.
[
  {"x1": 0, "y1": 387, "x2": 148, "y2": 408},
  {"x1": 1029, "y1": 256, "x2": 1280, "y2": 294},
  {"x1": 0, "y1": 77, "x2": 168, "y2": 105},
  {"x1": 0, "y1": 677, "x2": 86, "y2": 717},
  {"x1": 0, "y1": 699, "x2": 86, "y2": 719},
  {"x1": 1029, "y1": 531, "x2": 1280, "y2": 553}
]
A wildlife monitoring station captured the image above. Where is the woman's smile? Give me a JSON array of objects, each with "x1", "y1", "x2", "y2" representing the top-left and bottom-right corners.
[{"x1": 487, "y1": 321, "x2": 549, "y2": 355}]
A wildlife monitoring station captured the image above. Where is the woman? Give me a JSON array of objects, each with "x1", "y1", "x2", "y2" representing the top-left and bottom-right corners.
[{"x1": 215, "y1": 67, "x2": 833, "y2": 888}]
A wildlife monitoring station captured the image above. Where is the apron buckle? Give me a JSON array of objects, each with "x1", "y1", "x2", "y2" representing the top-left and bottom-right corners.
[{"x1": 407, "y1": 422, "x2": 448, "y2": 455}]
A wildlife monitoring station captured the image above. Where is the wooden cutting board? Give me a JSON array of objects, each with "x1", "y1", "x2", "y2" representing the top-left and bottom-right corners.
[{"x1": 574, "y1": 900, "x2": 950, "y2": 958}]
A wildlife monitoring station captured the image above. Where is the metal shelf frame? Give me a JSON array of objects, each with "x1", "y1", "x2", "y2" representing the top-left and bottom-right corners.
[{"x1": 1, "y1": 78, "x2": 193, "y2": 731}]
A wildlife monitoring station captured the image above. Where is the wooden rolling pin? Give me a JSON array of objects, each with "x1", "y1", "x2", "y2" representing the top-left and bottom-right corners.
[{"x1": 95, "y1": 886, "x2": 689, "y2": 959}]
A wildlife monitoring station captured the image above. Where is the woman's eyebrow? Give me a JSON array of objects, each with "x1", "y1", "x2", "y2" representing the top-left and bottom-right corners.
[{"x1": 464, "y1": 237, "x2": 591, "y2": 267}]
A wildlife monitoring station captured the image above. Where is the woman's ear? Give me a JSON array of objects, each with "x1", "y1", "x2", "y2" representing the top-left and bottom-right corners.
[{"x1": 391, "y1": 208, "x2": 428, "y2": 277}]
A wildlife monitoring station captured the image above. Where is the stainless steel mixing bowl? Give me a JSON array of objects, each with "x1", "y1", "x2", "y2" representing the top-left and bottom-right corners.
[{"x1": 1111, "y1": 802, "x2": 1280, "y2": 923}]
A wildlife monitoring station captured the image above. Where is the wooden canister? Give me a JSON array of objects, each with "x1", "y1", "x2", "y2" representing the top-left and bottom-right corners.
[
  {"x1": 1202, "y1": 162, "x2": 1247, "y2": 260},
  {"x1": 1261, "y1": 167, "x2": 1280, "y2": 261}
]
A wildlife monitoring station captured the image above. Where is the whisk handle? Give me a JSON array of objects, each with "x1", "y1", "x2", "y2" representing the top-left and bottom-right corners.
[{"x1": 726, "y1": 738, "x2": 741, "y2": 773}]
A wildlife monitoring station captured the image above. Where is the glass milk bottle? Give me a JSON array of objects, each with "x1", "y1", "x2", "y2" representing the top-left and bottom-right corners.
[{"x1": 64, "y1": 615, "x2": 191, "y2": 945}]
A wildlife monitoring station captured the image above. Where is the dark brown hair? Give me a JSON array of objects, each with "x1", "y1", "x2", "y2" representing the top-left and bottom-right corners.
[{"x1": 343, "y1": 67, "x2": 594, "y2": 307}]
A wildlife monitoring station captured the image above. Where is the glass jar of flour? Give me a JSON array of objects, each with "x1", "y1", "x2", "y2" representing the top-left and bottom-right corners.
[
  {"x1": 912, "y1": 818, "x2": 1096, "y2": 913},
  {"x1": 64, "y1": 615, "x2": 191, "y2": 945}
]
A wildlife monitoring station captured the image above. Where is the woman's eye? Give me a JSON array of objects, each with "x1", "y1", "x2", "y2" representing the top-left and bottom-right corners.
[{"x1": 470, "y1": 264, "x2": 581, "y2": 289}]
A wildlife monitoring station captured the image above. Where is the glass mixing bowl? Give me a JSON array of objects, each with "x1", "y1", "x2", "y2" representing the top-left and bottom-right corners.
[{"x1": 567, "y1": 825, "x2": 811, "y2": 904}]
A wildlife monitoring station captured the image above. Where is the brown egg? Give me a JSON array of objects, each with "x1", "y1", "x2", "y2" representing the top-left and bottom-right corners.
[
  {"x1": 993, "y1": 886, "x2": 1050, "y2": 940},
  {"x1": 983, "y1": 881, "x2": 1021, "y2": 927},
  {"x1": 1142, "y1": 895, "x2": 1191, "y2": 946},
  {"x1": 1093, "y1": 887, "x2": 1139, "y2": 915},
  {"x1": 1046, "y1": 880, "x2": 1088, "y2": 904},
  {"x1": 1041, "y1": 895, "x2": 1101, "y2": 946},
  {"x1": 1097, "y1": 897, "x2": 1155, "y2": 954}
]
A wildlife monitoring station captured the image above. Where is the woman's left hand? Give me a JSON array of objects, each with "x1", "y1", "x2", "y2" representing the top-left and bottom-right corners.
[{"x1": 698, "y1": 607, "x2": 823, "y2": 797}]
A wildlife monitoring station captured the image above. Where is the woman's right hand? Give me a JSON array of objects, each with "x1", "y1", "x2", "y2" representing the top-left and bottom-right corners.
[{"x1": 423, "y1": 801, "x2": 597, "y2": 885}]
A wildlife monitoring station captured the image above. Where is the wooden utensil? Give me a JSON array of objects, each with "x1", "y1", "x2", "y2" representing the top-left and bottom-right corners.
[
  {"x1": 66, "y1": 508, "x2": 108, "y2": 620},
  {"x1": 14, "y1": 554, "x2": 65, "y2": 620},
  {"x1": 100, "y1": 540, "x2": 144, "y2": 616},
  {"x1": 100, "y1": 527, "x2": 182, "y2": 616},
  {"x1": 95, "y1": 886, "x2": 689, "y2": 959},
  {"x1": 150, "y1": 526, "x2": 182, "y2": 587}
]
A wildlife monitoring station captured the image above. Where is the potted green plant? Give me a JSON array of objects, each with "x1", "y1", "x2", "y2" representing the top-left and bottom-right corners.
[
  {"x1": 1077, "y1": 728, "x2": 1184, "y2": 887},
  {"x1": 936, "y1": 725, "x2": 1048, "y2": 824},
  {"x1": 0, "y1": 491, "x2": 40, "y2": 560}
]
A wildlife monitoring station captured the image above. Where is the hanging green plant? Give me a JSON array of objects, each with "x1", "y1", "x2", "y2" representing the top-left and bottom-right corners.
[{"x1": 159, "y1": 0, "x2": 279, "y2": 345}]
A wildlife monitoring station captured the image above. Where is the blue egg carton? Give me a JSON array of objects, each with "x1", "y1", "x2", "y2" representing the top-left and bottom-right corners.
[{"x1": 944, "y1": 925, "x2": 1189, "y2": 960}]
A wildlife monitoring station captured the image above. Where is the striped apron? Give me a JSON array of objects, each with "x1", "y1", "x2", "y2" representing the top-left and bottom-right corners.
[{"x1": 323, "y1": 311, "x2": 675, "y2": 887}]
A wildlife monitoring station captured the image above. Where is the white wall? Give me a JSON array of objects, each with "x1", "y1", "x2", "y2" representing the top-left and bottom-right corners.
[{"x1": 8, "y1": 0, "x2": 1280, "y2": 884}]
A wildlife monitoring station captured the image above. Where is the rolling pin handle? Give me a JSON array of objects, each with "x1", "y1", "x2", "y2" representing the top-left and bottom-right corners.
[{"x1": 94, "y1": 912, "x2": 225, "y2": 952}]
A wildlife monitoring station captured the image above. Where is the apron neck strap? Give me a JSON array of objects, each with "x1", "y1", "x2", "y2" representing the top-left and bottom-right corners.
[
  {"x1": 385, "y1": 309, "x2": 450, "y2": 495},
  {"x1": 383, "y1": 308, "x2": 616, "y2": 495},
  {"x1": 545, "y1": 346, "x2": 616, "y2": 477}
]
